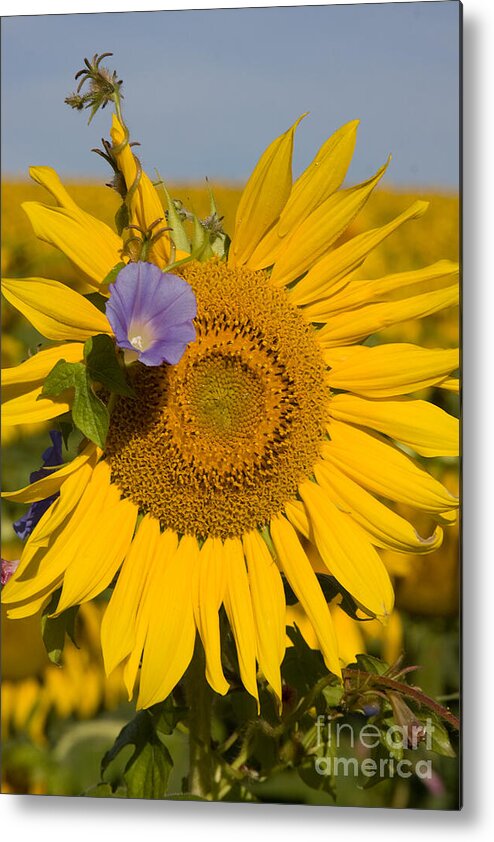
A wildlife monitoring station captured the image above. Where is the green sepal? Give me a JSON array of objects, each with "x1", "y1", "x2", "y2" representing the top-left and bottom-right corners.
[
  {"x1": 102, "y1": 261, "x2": 126, "y2": 287},
  {"x1": 161, "y1": 182, "x2": 191, "y2": 253},
  {"x1": 40, "y1": 359, "x2": 109, "y2": 449},
  {"x1": 207, "y1": 185, "x2": 230, "y2": 258},
  {"x1": 101, "y1": 710, "x2": 173, "y2": 799},
  {"x1": 191, "y1": 214, "x2": 214, "y2": 261},
  {"x1": 115, "y1": 203, "x2": 130, "y2": 236},
  {"x1": 208, "y1": 181, "x2": 218, "y2": 218},
  {"x1": 41, "y1": 594, "x2": 79, "y2": 665},
  {"x1": 84, "y1": 334, "x2": 135, "y2": 397},
  {"x1": 211, "y1": 231, "x2": 230, "y2": 258}
]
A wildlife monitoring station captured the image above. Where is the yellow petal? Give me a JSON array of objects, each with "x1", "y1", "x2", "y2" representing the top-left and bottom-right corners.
[
  {"x1": 27, "y1": 166, "x2": 123, "y2": 288},
  {"x1": 284, "y1": 499, "x2": 311, "y2": 539},
  {"x1": 223, "y1": 537, "x2": 259, "y2": 706},
  {"x1": 329, "y1": 605, "x2": 366, "y2": 667},
  {"x1": 55, "y1": 491, "x2": 137, "y2": 614},
  {"x1": 270, "y1": 515, "x2": 341, "y2": 677},
  {"x1": 323, "y1": 419, "x2": 458, "y2": 515},
  {"x1": 2, "y1": 460, "x2": 111, "y2": 608},
  {"x1": 2, "y1": 343, "x2": 84, "y2": 388},
  {"x1": 437, "y1": 377, "x2": 460, "y2": 393},
  {"x1": 248, "y1": 120, "x2": 359, "y2": 269},
  {"x1": 314, "y1": 460, "x2": 443, "y2": 553},
  {"x1": 29, "y1": 166, "x2": 81, "y2": 210},
  {"x1": 316, "y1": 285, "x2": 459, "y2": 344},
  {"x1": 3, "y1": 458, "x2": 95, "y2": 603},
  {"x1": 230, "y1": 116, "x2": 305, "y2": 266},
  {"x1": 101, "y1": 515, "x2": 161, "y2": 676},
  {"x1": 1, "y1": 383, "x2": 72, "y2": 426},
  {"x1": 22, "y1": 204, "x2": 122, "y2": 289},
  {"x1": 325, "y1": 344, "x2": 459, "y2": 397},
  {"x1": 122, "y1": 528, "x2": 179, "y2": 700},
  {"x1": 2, "y1": 343, "x2": 86, "y2": 427},
  {"x1": 4, "y1": 593, "x2": 56, "y2": 621},
  {"x1": 192, "y1": 537, "x2": 229, "y2": 695},
  {"x1": 110, "y1": 115, "x2": 178, "y2": 268},
  {"x1": 278, "y1": 120, "x2": 360, "y2": 237},
  {"x1": 269, "y1": 158, "x2": 389, "y2": 287},
  {"x1": 286, "y1": 602, "x2": 319, "y2": 650},
  {"x1": 289, "y1": 200, "x2": 429, "y2": 303},
  {"x1": 137, "y1": 533, "x2": 196, "y2": 709},
  {"x1": 1, "y1": 277, "x2": 112, "y2": 341},
  {"x1": 27, "y1": 459, "x2": 96, "y2": 549},
  {"x1": 316, "y1": 260, "x2": 459, "y2": 317},
  {"x1": 2, "y1": 441, "x2": 98, "y2": 503},
  {"x1": 299, "y1": 478, "x2": 394, "y2": 619},
  {"x1": 242, "y1": 529, "x2": 286, "y2": 702},
  {"x1": 328, "y1": 394, "x2": 459, "y2": 457}
]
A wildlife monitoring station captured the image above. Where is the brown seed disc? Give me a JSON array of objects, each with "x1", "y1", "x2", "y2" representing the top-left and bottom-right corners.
[{"x1": 106, "y1": 259, "x2": 328, "y2": 539}]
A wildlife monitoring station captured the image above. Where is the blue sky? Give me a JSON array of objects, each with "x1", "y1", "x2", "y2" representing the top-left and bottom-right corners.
[{"x1": 1, "y1": 2, "x2": 460, "y2": 188}]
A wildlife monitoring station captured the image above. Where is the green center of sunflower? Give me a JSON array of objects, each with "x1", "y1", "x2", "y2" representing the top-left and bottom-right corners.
[
  {"x1": 106, "y1": 259, "x2": 328, "y2": 539},
  {"x1": 187, "y1": 355, "x2": 264, "y2": 437}
]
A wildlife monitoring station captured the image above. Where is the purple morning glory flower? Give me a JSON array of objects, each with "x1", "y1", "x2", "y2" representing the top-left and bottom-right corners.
[
  {"x1": 13, "y1": 430, "x2": 63, "y2": 541},
  {"x1": 105, "y1": 262, "x2": 197, "y2": 367}
]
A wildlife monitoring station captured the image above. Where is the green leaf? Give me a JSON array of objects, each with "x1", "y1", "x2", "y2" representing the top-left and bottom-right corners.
[
  {"x1": 85, "y1": 783, "x2": 127, "y2": 798},
  {"x1": 149, "y1": 697, "x2": 188, "y2": 737},
  {"x1": 41, "y1": 594, "x2": 78, "y2": 665},
  {"x1": 428, "y1": 719, "x2": 456, "y2": 758},
  {"x1": 322, "y1": 685, "x2": 344, "y2": 708},
  {"x1": 42, "y1": 358, "x2": 79, "y2": 394},
  {"x1": 298, "y1": 760, "x2": 337, "y2": 799},
  {"x1": 125, "y1": 738, "x2": 173, "y2": 799},
  {"x1": 41, "y1": 359, "x2": 109, "y2": 449},
  {"x1": 57, "y1": 415, "x2": 74, "y2": 449},
  {"x1": 284, "y1": 625, "x2": 329, "y2": 696},
  {"x1": 84, "y1": 334, "x2": 135, "y2": 397},
  {"x1": 355, "y1": 654, "x2": 390, "y2": 676},
  {"x1": 102, "y1": 711, "x2": 173, "y2": 800}
]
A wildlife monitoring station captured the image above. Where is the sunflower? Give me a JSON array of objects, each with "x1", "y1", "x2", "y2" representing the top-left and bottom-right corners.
[{"x1": 1, "y1": 112, "x2": 459, "y2": 711}]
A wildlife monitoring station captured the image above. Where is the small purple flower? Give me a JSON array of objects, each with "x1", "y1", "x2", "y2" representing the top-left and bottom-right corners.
[
  {"x1": 106, "y1": 262, "x2": 197, "y2": 367},
  {"x1": 13, "y1": 430, "x2": 63, "y2": 541}
]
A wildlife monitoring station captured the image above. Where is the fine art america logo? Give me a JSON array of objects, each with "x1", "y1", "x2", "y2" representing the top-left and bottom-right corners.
[{"x1": 314, "y1": 715, "x2": 435, "y2": 780}]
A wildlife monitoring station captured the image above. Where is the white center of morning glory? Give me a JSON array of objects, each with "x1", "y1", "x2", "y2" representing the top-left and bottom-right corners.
[
  {"x1": 130, "y1": 335, "x2": 145, "y2": 351},
  {"x1": 128, "y1": 321, "x2": 154, "y2": 352}
]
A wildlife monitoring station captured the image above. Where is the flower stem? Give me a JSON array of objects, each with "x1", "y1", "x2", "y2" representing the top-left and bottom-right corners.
[{"x1": 185, "y1": 639, "x2": 213, "y2": 799}]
